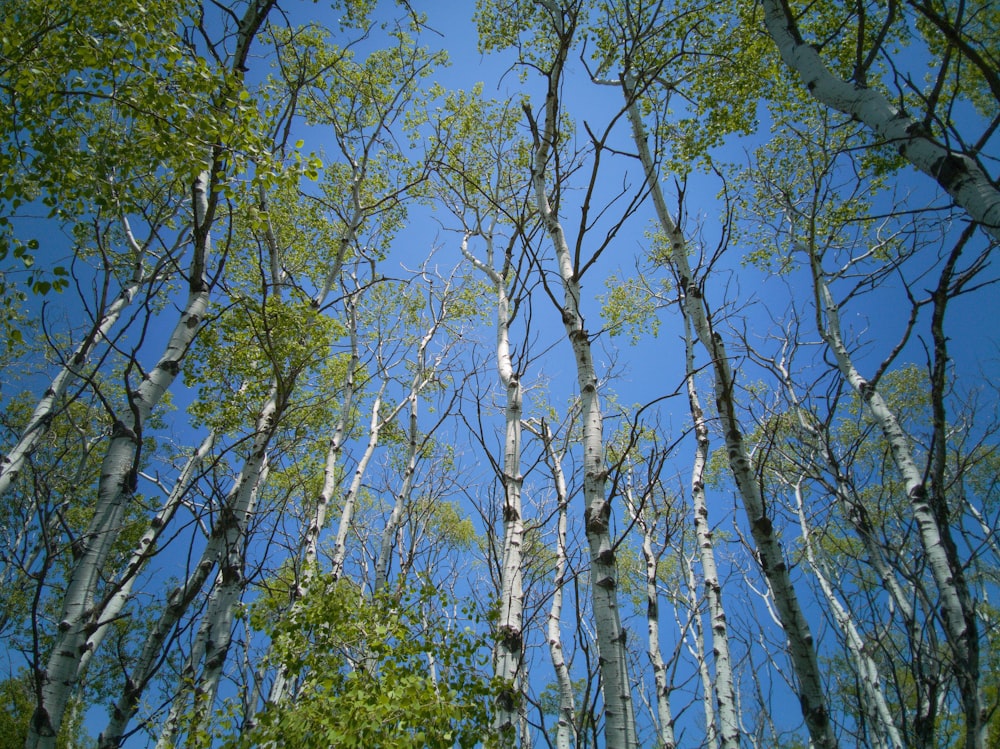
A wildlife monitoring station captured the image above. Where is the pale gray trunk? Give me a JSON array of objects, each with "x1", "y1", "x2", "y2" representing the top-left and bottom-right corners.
[
  {"x1": 528, "y1": 146, "x2": 636, "y2": 749},
  {"x1": 792, "y1": 479, "x2": 903, "y2": 749},
  {"x1": 622, "y1": 485, "x2": 674, "y2": 749},
  {"x1": 153, "y1": 390, "x2": 277, "y2": 749},
  {"x1": 31, "y1": 173, "x2": 214, "y2": 749},
  {"x1": 524, "y1": 23, "x2": 636, "y2": 736},
  {"x1": 684, "y1": 311, "x2": 740, "y2": 749},
  {"x1": 760, "y1": 0, "x2": 1000, "y2": 241},
  {"x1": 0, "y1": 217, "x2": 161, "y2": 500},
  {"x1": 681, "y1": 554, "x2": 716, "y2": 749},
  {"x1": 462, "y1": 231, "x2": 525, "y2": 742},
  {"x1": 78, "y1": 432, "x2": 216, "y2": 679},
  {"x1": 620, "y1": 75, "x2": 837, "y2": 749},
  {"x1": 810, "y1": 261, "x2": 983, "y2": 748},
  {"x1": 532, "y1": 419, "x2": 576, "y2": 749}
]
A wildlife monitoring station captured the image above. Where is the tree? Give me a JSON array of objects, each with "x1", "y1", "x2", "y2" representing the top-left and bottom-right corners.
[
  {"x1": 2, "y1": 0, "x2": 996, "y2": 746},
  {"x1": 239, "y1": 576, "x2": 493, "y2": 749}
]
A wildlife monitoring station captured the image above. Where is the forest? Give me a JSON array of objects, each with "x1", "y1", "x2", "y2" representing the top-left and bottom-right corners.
[{"x1": 0, "y1": 0, "x2": 998, "y2": 747}]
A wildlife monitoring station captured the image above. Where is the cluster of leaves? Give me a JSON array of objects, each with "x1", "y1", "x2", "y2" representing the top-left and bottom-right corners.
[
  {"x1": 0, "y1": 671, "x2": 88, "y2": 749},
  {"x1": 243, "y1": 576, "x2": 494, "y2": 749}
]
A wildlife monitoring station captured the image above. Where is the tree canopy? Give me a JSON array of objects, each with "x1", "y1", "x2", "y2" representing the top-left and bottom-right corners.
[{"x1": 1, "y1": 0, "x2": 997, "y2": 747}]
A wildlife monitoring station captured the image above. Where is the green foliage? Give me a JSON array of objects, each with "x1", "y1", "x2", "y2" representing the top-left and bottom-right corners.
[
  {"x1": 599, "y1": 271, "x2": 661, "y2": 344},
  {"x1": 426, "y1": 83, "x2": 532, "y2": 217},
  {"x1": 186, "y1": 294, "x2": 344, "y2": 433},
  {"x1": 0, "y1": 671, "x2": 88, "y2": 749},
  {"x1": 475, "y1": 0, "x2": 569, "y2": 68},
  {"x1": 241, "y1": 577, "x2": 493, "y2": 749}
]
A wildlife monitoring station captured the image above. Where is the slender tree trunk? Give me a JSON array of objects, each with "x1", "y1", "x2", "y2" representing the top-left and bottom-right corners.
[
  {"x1": 30, "y1": 173, "x2": 216, "y2": 749},
  {"x1": 328, "y1": 380, "x2": 399, "y2": 582},
  {"x1": 623, "y1": 488, "x2": 675, "y2": 749},
  {"x1": 527, "y1": 124, "x2": 637, "y2": 749},
  {"x1": 463, "y1": 231, "x2": 525, "y2": 743},
  {"x1": 0, "y1": 218, "x2": 161, "y2": 500},
  {"x1": 374, "y1": 379, "x2": 421, "y2": 591},
  {"x1": 533, "y1": 419, "x2": 577, "y2": 749},
  {"x1": 792, "y1": 479, "x2": 903, "y2": 749},
  {"x1": 680, "y1": 552, "x2": 717, "y2": 749},
  {"x1": 683, "y1": 312, "x2": 740, "y2": 749},
  {"x1": 620, "y1": 74, "x2": 837, "y2": 749},
  {"x1": 302, "y1": 295, "x2": 358, "y2": 581},
  {"x1": 810, "y1": 260, "x2": 983, "y2": 749}
]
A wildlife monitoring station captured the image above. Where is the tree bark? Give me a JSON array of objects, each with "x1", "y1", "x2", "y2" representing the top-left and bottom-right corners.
[
  {"x1": 30, "y1": 172, "x2": 216, "y2": 749},
  {"x1": 810, "y1": 259, "x2": 983, "y2": 749},
  {"x1": 621, "y1": 73, "x2": 837, "y2": 749},
  {"x1": 527, "y1": 82, "x2": 637, "y2": 746},
  {"x1": 760, "y1": 0, "x2": 1000, "y2": 241},
  {"x1": 533, "y1": 419, "x2": 577, "y2": 749},
  {"x1": 683, "y1": 313, "x2": 740, "y2": 749},
  {"x1": 463, "y1": 231, "x2": 526, "y2": 743}
]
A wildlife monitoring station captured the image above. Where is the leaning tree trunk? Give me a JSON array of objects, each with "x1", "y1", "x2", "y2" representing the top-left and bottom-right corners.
[
  {"x1": 810, "y1": 257, "x2": 983, "y2": 748},
  {"x1": 78, "y1": 431, "x2": 216, "y2": 682},
  {"x1": 792, "y1": 478, "x2": 903, "y2": 749},
  {"x1": 527, "y1": 79, "x2": 637, "y2": 744},
  {"x1": 99, "y1": 385, "x2": 280, "y2": 749},
  {"x1": 682, "y1": 312, "x2": 740, "y2": 749},
  {"x1": 532, "y1": 418, "x2": 577, "y2": 749},
  {"x1": 0, "y1": 216, "x2": 166, "y2": 501},
  {"x1": 29, "y1": 172, "x2": 217, "y2": 749},
  {"x1": 620, "y1": 73, "x2": 837, "y2": 749},
  {"x1": 759, "y1": 0, "x2": 1000, "y2": 242}
]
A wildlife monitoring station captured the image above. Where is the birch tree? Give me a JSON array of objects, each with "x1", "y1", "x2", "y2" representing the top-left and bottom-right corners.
[
  {"x1": 743, "y1": 101, "x2": 992, "y2": 747},
  {"x1": 759, "y1": 0, "x2": 1000, "y2": 240},
  {"x1": 429, "y1": 83, "x2": 537, "y2": 743},
  {"x1": 493, "y1": 1, "x2": 639, "y2": 740},
  {"x1": 2, "y1": 1, "x2": 997, "y2": 746}
]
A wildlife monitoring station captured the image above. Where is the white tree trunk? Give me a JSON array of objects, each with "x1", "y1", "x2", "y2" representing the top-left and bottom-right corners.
[
  {"x1": 77, "y1": 431, "x2": 216, "y2": 680},
  {"x1": 623, "y1": 485, "x2": 675, "y2": 749},
  {"x1": 31, "y1": 173, "x2": 215, "y2": 749},
  {"x1": 620, "y1": 76, "x2": 837, "y2": 749},
  {"x1": 533, "y1": 419, "x2": 577, "y2": 749},
  {"x1": 303, "y1": 296, "x2": 358, "y2": 580},
  {"x1": 462, "y1": 231, "x2": 525, "y2": 743},
  {"x1": 684, "y1": 317, "x2": 740, "y2": 749},
  {"x1": 792, "y1": 479, "x2": 903, "y2": 749},
  {"x1": 527, "y1": 99, "x2": 637, "y2": 745},
  {"x1": 374, "y1": 382, "x2": 421, "y2": 591},
  {"x1": 810, "y1": 261, "x2": 983, "y2": 748},
  {"x1": 0, "y1": 217, "x2": 160, "y2": 500},
  {"x1": 760, "y1": 0, "x2": 1000, "y2": 242}
]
